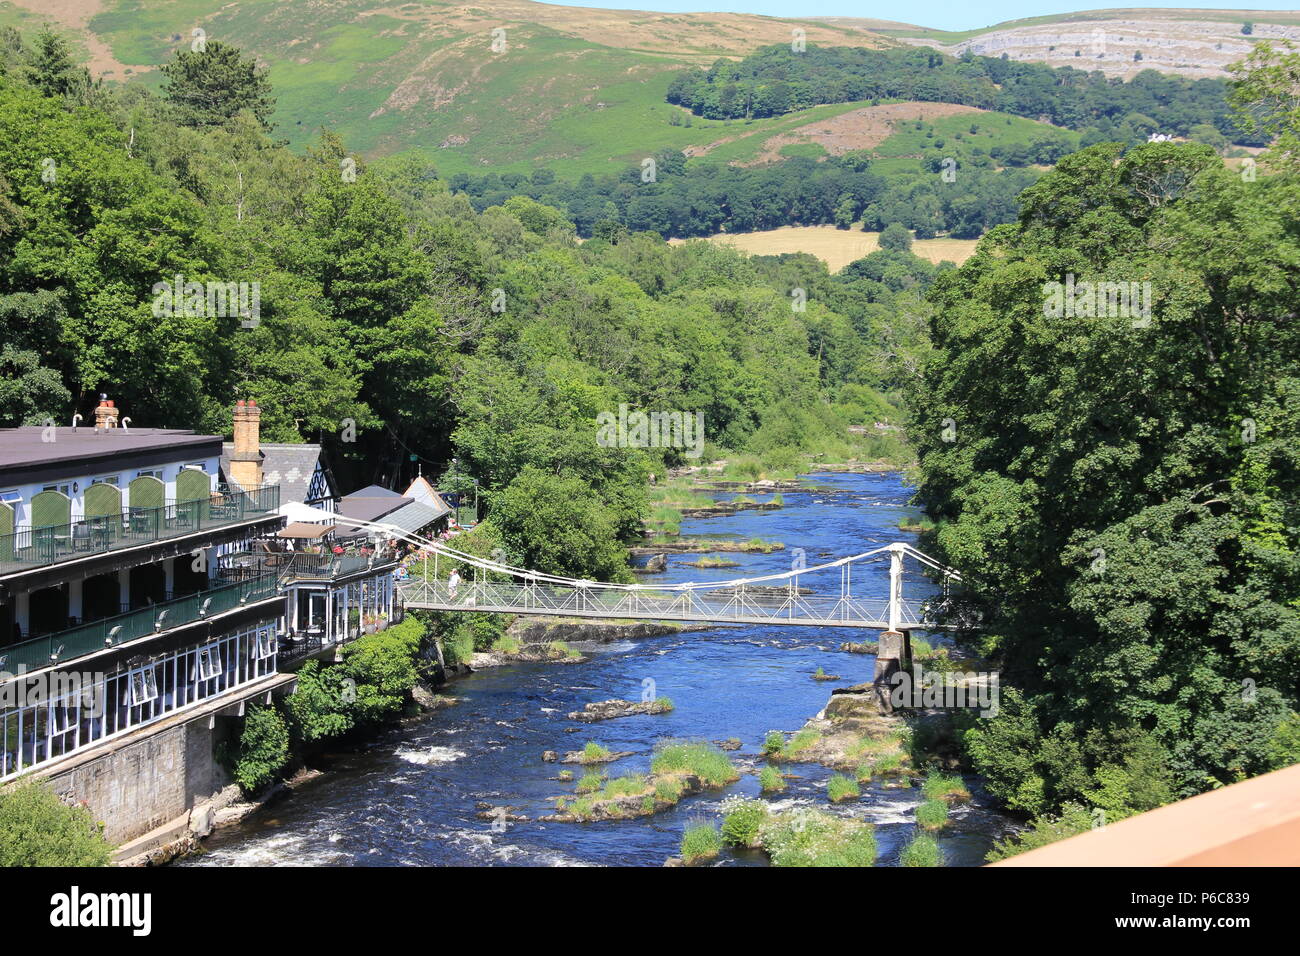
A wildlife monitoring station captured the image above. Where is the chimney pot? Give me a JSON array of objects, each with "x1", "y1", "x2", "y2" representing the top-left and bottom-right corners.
[{"x1": 94, "y1": 396, "x2": 119, "y2": 431}]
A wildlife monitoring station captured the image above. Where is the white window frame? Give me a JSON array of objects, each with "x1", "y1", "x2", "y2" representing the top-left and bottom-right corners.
[
  {"x1": 252, "y1": 629, "x2": 275, "y2": 661},
  {"x1": 128, "y1": 666, "x2": 158, "y2": 707},
  {"x1": 195, "y1": 646, "x2": 223, "y2": 681}
]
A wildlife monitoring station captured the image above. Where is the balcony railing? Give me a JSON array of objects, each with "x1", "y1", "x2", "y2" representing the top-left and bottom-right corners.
[
  {"x1": 220, "y1": 546, "x2": 399, "y2": 584},
  {"x1": 0, "y1": 574, "x2": 279, "y2": 673},
  {"x1": 0, "y1": 485, "x2": 280, "y2": 576}
]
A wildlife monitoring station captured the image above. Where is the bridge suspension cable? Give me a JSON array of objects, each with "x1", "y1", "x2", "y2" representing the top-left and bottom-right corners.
[{"x1": 337, "y1": 515, "x2": 961, "y2": 593}]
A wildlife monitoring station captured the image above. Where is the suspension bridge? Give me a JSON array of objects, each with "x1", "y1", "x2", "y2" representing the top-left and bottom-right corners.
[{"x1": 337, "y1": 519, "x2": 965, "y2": 633}]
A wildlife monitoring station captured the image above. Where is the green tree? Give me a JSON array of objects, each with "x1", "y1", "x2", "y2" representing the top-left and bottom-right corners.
[
  {"x1": 878, "y1": 221, "x2": 912, "y2": 252},
  {"x1": 490, "y1": 466, "x2": 634, "y2": 582},
  {"x1": 160, "y1": 40, "x2": 275, "y2": 129},
  {"x1": 0, "y1": 778, "x2": 112, "y2": 866},
  {"x1": 228, "y1": 705, "x2": 290, "y2": 794},
  {"x1": 25, "y1": 28, "x2": 88, "y2": 99}
]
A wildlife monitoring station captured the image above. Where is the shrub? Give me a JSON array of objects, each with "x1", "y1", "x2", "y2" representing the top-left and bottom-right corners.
[
  {"x1": 759, "y1": 766, "x2": 786, "y2": 793},
  {"x1": 582, "y1": 741, "x2": 611, "y2": 763},
  {"x1": 490, "y1": 635, "x2": 521, "y2": 655},
  {"x1": 761, "y1": 731, "x2": 785, "y2": 756},
  {"x1": 922, "y1": 771, "x2": 971, "y2": 803},
  {"x1": 783, "y1": 728, "x2": 820, "y2": 756},
  {"x1": 283, "y1": 660, "x2": 355, "y2": 742},
  {"x1": 760, "y1": 810, "x2": 876, "y2": 867},
  {"x1": 230, "y1": 705, "x2": 291, "y2": 795},
  {"x1": 340, "y1": 616, "x2": 424, "y2": 725},
  {"x1": 443, "y1": 627, "x2": 474, "y2": 666},
  {"x1": 576, "y1": 772, "x2": 603, "y2": 794},
  {"x1": 915, "y1": 798, "x2": 949, "y2": 830},
  {"x1": 900, "y1": 833, "x2": 944, "y2": 867},
  {"x1": 986, "y1": 802, "x2": 1097, "y2": 861},
  {"x1": 651, "y1": 742, "x2": 738, "y2": 786},
  {"x1": 0, "y1": 778, "x2": 112, "y2": 866},
  {"x1": 680, "y1": 821, "x2": 723, "y2": 864},
  {"x1": 828, "y1": 774, "x2": 860, "y2": 802},
  {"x1": 605, "y1": 775, "x2": 651, "y2": 798},
  {"x1": 721, "y1": 799, "x2": 768, "y2": 847}
]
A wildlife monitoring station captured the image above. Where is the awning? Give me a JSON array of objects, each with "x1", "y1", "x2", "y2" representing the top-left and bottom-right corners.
[
  {"x1": 278, "y1": 500, "x2": 335, "y2": 523},
  {"x1": 277, "y1": 522, "x2": 336, "y2": 539}
]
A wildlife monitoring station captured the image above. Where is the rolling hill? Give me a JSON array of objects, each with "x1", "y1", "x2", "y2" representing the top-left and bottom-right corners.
[
  {"x1": 3, "y1": 0, "x2": 901, "y2": 175},
  {"x1": 5, "y1": 2, "x2": 1289, "y2": 175}
]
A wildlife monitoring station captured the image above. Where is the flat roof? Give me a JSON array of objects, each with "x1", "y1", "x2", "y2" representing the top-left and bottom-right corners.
[{"x1": 0, "y1": 427, "x2": 223, "y2": 486}]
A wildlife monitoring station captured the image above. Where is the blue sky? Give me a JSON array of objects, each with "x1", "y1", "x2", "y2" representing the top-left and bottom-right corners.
[{"x1": 537, "y1": 1, "x2": 1297, "y2": 33}]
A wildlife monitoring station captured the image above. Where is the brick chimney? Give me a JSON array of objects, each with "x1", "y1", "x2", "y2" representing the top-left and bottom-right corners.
[
  {"x1": 93, "y1": 395, "x2": 118, "y2": 431},
  {"x1": 229, "y1": 399, "x2": 263, "y2": 489}
]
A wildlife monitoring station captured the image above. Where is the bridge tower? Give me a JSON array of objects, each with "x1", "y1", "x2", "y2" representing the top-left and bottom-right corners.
[{"x1": 873, "y1": 543, "x2": 912, "y2": 684}]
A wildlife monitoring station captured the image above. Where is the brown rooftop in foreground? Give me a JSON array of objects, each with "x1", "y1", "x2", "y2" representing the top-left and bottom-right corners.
[
  {"x1": 993, "y1": 763, "x2": 1300, "y2": 866},
  {"x1": 0, "y1": 427, "x2": 219, "y2": 472}
]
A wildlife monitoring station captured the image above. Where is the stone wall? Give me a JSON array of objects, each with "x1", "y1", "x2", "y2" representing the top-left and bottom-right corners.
[{"x1": 46, "y1": 717, "x2": 234, "y2": 847}]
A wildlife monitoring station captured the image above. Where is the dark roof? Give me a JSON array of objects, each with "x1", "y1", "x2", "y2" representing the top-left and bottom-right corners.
[
  {"x1": 0, "y1": 427, "x2": 222, "y2": 487},
  {"x1": 337, "y1": 487, "x2": 413, "y2": 525},
  {"x1": 347, "y1": 484, "x2": 405, "y2": 500},
  {"x1": 221, "y1": 442, "x2": 330, "y2": 503},
  {"x1": 335, "y1": 499, "x2": 447, "y2": 537},
  {"x1": 379, "y1": 500, "x2": 447, "y2": 534}
]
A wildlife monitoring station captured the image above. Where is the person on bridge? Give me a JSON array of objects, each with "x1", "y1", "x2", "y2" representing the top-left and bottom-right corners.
[{"x1": 448, "y1": 567, "x2": 461, "y2": 598}]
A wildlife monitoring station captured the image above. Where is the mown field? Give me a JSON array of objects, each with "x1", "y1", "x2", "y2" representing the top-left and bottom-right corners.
[{"x1": 670, "y1": 226, "x2": 979, "y2": 272}]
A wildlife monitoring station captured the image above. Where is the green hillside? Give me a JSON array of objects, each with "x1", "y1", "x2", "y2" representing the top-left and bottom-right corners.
[{"x1": 22, "y1": 0, "x2": 889, "y2": 175}]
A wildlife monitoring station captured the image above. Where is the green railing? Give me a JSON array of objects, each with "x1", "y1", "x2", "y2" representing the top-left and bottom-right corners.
[
  {"x1": 0, "y1": 574, "x2": 279, "y2": 673},
  {"x1": 0, "y1": 485, "x2": 280, "y2": 576}
]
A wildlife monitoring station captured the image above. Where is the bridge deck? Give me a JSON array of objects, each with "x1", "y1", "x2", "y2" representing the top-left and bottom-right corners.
[{"x1": 398, "y1": 579, "x2": 940, "y2": 630}]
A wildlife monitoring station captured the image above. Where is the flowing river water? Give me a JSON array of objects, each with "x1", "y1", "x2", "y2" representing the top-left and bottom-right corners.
[{"x1": 183, "y1": 471, "x2": 1018, "y2": 867}]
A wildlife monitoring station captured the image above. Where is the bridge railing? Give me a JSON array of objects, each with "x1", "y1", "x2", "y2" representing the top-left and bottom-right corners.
[{"x1": 398, "y1": 578, "x2": 925, "y2": 628}]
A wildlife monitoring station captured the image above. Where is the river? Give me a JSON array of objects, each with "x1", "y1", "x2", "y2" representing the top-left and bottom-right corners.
[{"x1": 182, "y1": 471, "x2": 1017, "y2": 867}]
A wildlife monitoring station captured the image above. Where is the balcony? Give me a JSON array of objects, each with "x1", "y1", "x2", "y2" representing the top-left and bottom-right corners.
[
  {"x1": 0, "y1": 574, "x2": 279, "y2": 673},
  {"x1": 0, "y1": 485, "x2": 280, "y2": 578},
  {"x1": 220, "y1": 545, "x2": 399, "y2": 584}
]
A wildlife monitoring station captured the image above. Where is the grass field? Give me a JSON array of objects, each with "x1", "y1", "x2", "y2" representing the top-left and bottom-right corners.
[{"x1": 670, "y1": 225, "x2": 979, "y2": 272}]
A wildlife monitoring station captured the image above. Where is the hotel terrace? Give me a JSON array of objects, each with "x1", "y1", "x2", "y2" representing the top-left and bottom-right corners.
[{"x1": 0, "y1": 398, "x2": 414, "y2": 784}]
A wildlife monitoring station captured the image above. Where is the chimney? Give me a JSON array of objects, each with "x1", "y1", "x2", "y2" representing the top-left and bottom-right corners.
[
  {"x1": 93, "y1": 396, "x2": 118, "y2": 431},
  {"x1": 229, "y1": 399, "x2": 263, "y2": 489}
]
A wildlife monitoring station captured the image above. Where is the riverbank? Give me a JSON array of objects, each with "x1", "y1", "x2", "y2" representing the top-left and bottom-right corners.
[{"x1": 180, "y1": 471, "x2": 1014, "y2": 867}]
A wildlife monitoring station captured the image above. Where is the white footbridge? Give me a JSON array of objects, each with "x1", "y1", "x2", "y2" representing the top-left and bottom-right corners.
[{"x1": 339, "y1": 519, "x2": 964, "y2": 632}]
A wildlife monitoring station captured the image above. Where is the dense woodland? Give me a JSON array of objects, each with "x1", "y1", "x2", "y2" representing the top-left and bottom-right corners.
[
  {"x1": 0, "y1": 30, "x2": 920, "y2": 580},
  {"x1": 450, "y1": 150, "x2": 1041, "y2": 240},
  {"x1": 912, "y1": 42, "x2": 1300, "y2": 846},
  {"x1": 0, "y1": 25, "x2": 1297, "y2": 850},
  {"x1": 668, "y1": 44, "x2": 1257, "y2": 143}
]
